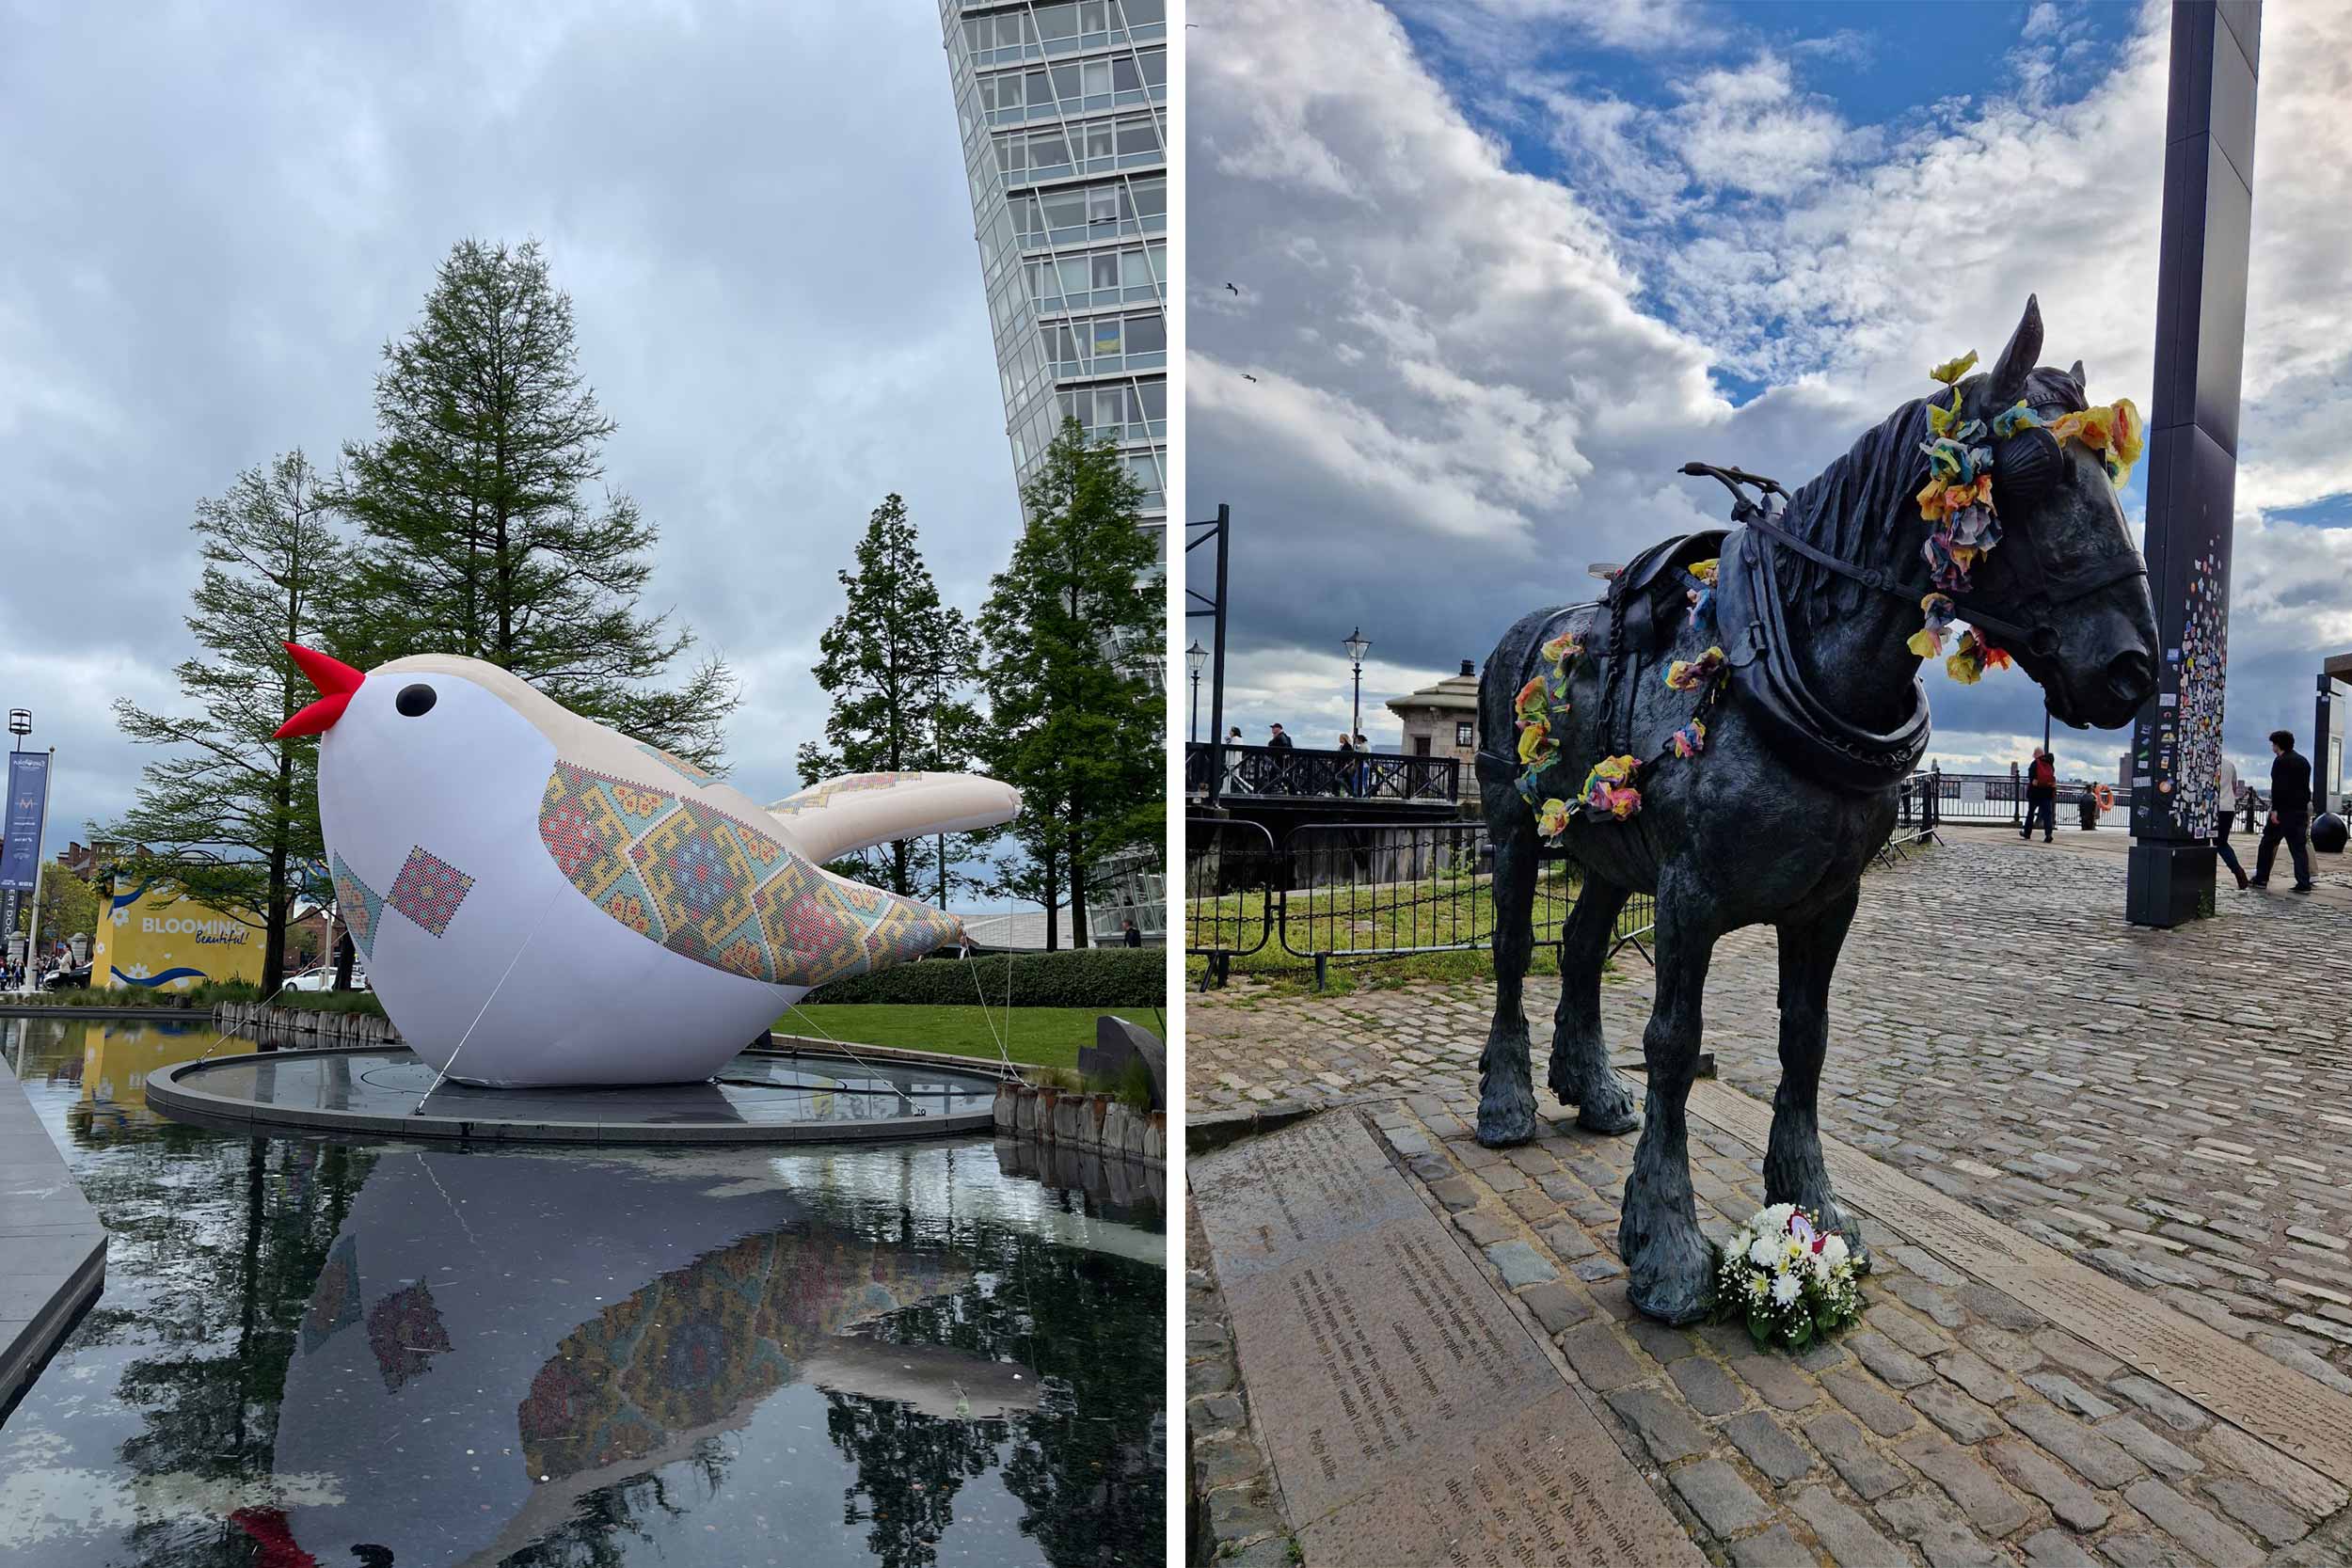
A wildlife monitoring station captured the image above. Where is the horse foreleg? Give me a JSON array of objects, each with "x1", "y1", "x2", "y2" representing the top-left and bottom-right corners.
[
  {"x1": 1549, "y1": 878, "x2": 1638, "y2": 1135},
  {"x1": 1477, "y1": 787, "x2": 1539, "y2": 1148},
  {"x1": 1767, "y1": 883, "x2": 1868, "y2": 1271},
  {"x1": 1620, "y1": 885, "x2": 1717, "y2": 1324}
]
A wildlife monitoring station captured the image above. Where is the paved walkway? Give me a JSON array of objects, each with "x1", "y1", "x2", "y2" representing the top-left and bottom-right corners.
[
  {"x1": 1186, "y1": 832, "x2": 2352, "y2": 1565},
  {"x1": 1190, "y1": 832, "x2": 2352, "y2": 1386},
  {"x1": 0, "y1": 1056, "x2": 105, "y2": 1409}
]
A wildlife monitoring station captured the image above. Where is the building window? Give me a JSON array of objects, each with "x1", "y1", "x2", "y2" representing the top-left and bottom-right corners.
[
  {"x1": 1415, "y1": 736, "x2": 1432, "y2": 757},
  {"x1": 1454, "y1": 721, "x2": 1474, "y2": 748}
]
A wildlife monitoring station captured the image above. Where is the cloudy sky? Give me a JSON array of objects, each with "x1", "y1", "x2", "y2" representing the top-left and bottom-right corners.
[
  {"x1": 2, "y1": 4, "x2": 1020, "y2": 882},
  {"x1": 1189, "y1": 0, "x2": 2352, "y2": 785}
]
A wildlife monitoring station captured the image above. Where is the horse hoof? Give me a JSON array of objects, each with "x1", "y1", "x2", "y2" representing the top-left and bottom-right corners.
[
  {"x1": 1476, "y1": 1100, "x2": 1535, "y2": 1148},
  {"x1": 1623, "y1": 1214, "x2": 1714, "y2": 1323},
  {"x1": 1576, "y1": 1071, "x2": 1640, "y2": 1136},
  {"x1": 1626, "y1": 1265, "x2": 1711, "y2": 1325}
]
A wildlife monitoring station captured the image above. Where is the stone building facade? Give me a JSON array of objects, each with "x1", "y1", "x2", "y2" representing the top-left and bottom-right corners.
[{"x1": 1386, "y1": 659, "x2": 1483, "y2": 809}]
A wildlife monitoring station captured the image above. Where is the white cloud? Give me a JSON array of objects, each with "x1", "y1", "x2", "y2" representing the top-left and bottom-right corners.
[{"x1": 1190, "y1": 0, "x2": 2352, "y2": 776}]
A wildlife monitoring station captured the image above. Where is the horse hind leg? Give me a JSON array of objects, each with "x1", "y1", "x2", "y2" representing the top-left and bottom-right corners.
[
  {"x1": 1476, "y1": 765, "x2": 1539, "y2": 1148},
  {"x1": 1767, "y1": 884, "x2": 1869, "y2": 1271},
  {"x1": 1548, "y1": 877, "x2": 1639, "y2": 1135}
]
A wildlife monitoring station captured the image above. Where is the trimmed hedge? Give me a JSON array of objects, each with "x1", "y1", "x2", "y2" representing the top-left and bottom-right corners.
[{"x1": 807, "y1": 947, "x2": 1163, "y2": 1009}]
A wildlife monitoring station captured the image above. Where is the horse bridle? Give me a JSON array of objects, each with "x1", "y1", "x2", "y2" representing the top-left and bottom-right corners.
[{"x1": 1686, "y1": 461, "x2": 2149, "y2": 667}]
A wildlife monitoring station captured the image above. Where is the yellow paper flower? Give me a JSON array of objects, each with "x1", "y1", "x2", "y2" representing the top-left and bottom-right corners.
[
  {"x1": 1907, "y1": 626, "x2": 1944, "y2": 658},
  {"x1": 2110, "y1": 398, "x2": 2144, "y2": 466},
  {"x1": 1664, "y1": 646, "x2": 1726, "y2": 691},
  {"x1": 1541, "y1": 631, "x2": 1583, "y2": 664},
  {"x1": 1946, "y1": 648, "x2": 1982, "y2": 684},
  {"x1": 1535, "y1": 798, "x2": 1572, "y2": 837},
  {"x1": 1915, "y1": 478, "x2": 1947, "y2": 520},
  {"x1": 1688, "y1": 559, "x2": 1719, "y2": 587},
  {"x1": 1517, "y1": 721, "x2": 1552, "y2": 765},
  {"x1": 1515, "y1": 676, "x2": 1547, "y2": 721},
  {"x1": 1929, "y1": 350, "x2": 1979, "y2": 385}
]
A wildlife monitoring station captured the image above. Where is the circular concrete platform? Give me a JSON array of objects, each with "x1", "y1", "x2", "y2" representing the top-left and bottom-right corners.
[{"x1": 149, "y1": 1045, "x2": 1006, "y2": 1146}]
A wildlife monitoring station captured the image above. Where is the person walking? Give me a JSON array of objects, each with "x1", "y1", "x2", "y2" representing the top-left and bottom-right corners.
[
  {"x1": 1353, "y1": 730, "x2": 1373, "y2": 797},
  {"x1": 1121, "y1": 917, "x2": 1143, "y2": 948},
  {"x1": 2021, "y1": 748, "x2": 2058, "y2": 842},
  {"x1": 1222, "y1": 726, "x2": 1249, "y2": 795},
  {"x1": 2251, "y1": 729, "x2": 2315, "y2": 893},
  {"x1": 1332, "y1": 732, "x2": 1356, "y2": 797},
  {"x1": 1265, "y1": 722, "x2": 1293, "y2": 750},
  {"x1": 2214, "y1": 755, "x2": 2249, "y2": 890}
]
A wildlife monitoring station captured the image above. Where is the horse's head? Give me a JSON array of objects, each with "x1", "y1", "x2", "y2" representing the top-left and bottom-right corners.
[{"x1": 1934, "y1": 296, "x2": 2159, "y2": 730}]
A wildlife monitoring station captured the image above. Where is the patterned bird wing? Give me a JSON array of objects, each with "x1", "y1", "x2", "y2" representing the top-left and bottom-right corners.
[
  {"x1": 538, "y1": 760, "x2": 963, "y2": 989},
  {"x1": 764, "y1": 771, "x2": 1022, "y2": 864}
]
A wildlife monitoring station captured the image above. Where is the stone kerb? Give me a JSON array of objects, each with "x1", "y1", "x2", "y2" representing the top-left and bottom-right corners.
[{"x1": 993, "y1": 1080, "x2": 1164, "y2": 1166}]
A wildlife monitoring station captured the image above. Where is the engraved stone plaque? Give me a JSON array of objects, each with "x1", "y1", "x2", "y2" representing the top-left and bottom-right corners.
[{"x1": 1193, "y1": 1113, "x2": 1706, "y2": 1566}]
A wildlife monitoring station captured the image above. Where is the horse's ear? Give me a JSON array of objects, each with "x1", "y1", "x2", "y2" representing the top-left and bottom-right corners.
[
  {"x1": 1990, "y1": 294, "x2": 2042, "y2": 403},
  {"x1": 2068, "y1": 359, "x2": 2086, "y2": 392}
]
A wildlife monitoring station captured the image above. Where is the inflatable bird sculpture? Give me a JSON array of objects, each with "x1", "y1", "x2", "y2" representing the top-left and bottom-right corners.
[{"x1": 275, "y1": 645, "x2": 1021, "y2": 1087}]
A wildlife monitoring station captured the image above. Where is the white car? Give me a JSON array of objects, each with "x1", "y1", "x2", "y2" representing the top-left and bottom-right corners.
[{"x1": 282, "y1": 964, "x2": 369, "y2": 993}]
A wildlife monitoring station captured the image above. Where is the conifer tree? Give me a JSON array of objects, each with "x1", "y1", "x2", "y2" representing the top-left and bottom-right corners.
[
  {"x1": 797, "y1": 494, "x2": 982, "y2": 900},
  {"x1": 977, "y1": 421, "x2": 1164, "y2": 947},
  {"x1": 111, "y1": 452, "x2": 342, "y2": 995},
  {"x1": 335, "y1": 238, "x2": 736, "y2": 765}
]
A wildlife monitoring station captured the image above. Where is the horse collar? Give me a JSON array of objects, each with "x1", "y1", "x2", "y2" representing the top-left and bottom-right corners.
[{"x1": 1720, "y1": 527, "x2": 1932, "y2": 794}]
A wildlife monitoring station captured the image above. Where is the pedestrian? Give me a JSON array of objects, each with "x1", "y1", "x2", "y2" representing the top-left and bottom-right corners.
[
  {"x1": 1353, "y1": 731, "x2": 1372, "y2": 796},
  {"x1": 1265, "y1": 722, "x2": 1293, "y2": 751},
  {"x1": 1331, "y1": 733, "x2": 1355, "y2": 797},
  {"x1": 2214, "y1": 755, "x2": 2249, "y2": 890},
  {"x1": 2021, "y1": 748, "x2": 2058, "y2": 842},
  {"x1": 1222, "y1": 726, "x2": 1248, "y2": 795},
  {"x1": 2250, "y1": 728, "x2": 2315, "y2": 893},
  {"x1": 1121, "y1": 917, "x2": 1142, "y2": 948}
]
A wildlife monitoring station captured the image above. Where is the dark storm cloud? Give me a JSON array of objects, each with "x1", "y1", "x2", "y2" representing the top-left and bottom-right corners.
[{"x1": 0, "y1": 1, "x2": 1014, "y2": 853}]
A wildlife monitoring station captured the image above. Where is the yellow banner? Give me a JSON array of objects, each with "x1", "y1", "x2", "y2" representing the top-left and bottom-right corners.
[{"x1": 89, "y1": 879, "x2": 265, "y2": 990}]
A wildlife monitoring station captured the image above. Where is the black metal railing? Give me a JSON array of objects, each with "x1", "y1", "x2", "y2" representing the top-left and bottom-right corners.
[
  {"x1": 1184, "y1": 817, "x2": 1654, "y2": 990},
  {"x1": 1915, "y1": 768, "x2": 2138, "y2": 828},
  {"x1": 1183, "y1": 742, "x2": 1459, "y2": 803}
]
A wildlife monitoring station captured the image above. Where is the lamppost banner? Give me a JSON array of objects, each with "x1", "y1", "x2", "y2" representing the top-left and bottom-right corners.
[{"x1": 1, "y1": 751, "x2": 50, "y2": 892}]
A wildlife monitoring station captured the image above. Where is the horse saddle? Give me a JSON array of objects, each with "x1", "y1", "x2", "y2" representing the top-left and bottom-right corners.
[{"x1": 1584, "y1": 530, "x2": 1727, "y2": 660}]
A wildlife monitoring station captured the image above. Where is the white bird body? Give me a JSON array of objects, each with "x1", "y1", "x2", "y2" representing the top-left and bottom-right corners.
[{"x1": 297, "y1": 651, "x2": 1019, "y2": 1087}]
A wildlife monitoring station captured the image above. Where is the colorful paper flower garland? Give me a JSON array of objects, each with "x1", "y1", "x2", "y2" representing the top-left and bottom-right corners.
[{"x1": 1907, "y1": 354, "x2": 2143, "y2": 684}]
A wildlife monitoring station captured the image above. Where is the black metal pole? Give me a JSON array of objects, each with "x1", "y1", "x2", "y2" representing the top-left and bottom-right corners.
[
  {"x1": 2126, "y1": 0, "x2": 2261, "y2": 927},
  {"x1": 1350, "y1": 661, "x2": 1361, "y2": 740},
  {"x1": 1190, "y1": 669, "x2": 1200, "y2": 744},
  {"x1": 1208, "y1": 504, "x2": 1230, "y2": 807}
]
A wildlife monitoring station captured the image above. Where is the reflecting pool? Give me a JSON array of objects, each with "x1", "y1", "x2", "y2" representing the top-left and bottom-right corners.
[{"x1": 1, "y1": 1017, "x2": 1167, "y2": 1567}]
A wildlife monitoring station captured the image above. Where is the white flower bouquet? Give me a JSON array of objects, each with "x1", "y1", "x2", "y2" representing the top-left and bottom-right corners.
[{"x1": 1714, "y1": 1203, "x2": 1862, "y2": 1353}]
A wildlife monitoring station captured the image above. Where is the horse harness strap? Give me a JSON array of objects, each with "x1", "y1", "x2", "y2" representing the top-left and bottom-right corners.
[{"x1": 1723, "y1": 525, "x2": 1932, "y2": 793}]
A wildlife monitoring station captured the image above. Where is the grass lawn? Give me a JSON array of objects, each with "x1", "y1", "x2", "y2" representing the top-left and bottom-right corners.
[{"x1": 773, "y1": 1003, "x2": 1165, "y2": 1074}]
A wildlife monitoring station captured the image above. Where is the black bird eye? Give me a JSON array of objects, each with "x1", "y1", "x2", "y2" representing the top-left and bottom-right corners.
[{"x1": 395, "y1": 684, "x2": 437, "y2": 718}]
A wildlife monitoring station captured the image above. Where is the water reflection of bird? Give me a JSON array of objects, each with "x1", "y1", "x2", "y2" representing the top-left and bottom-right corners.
[
  {"x1": 262, "y1": 1149, "x2": 1040, "y2": 1567},
  {"x1": 275, "y1": 644, "x2": 1019, "y2": 1086}
]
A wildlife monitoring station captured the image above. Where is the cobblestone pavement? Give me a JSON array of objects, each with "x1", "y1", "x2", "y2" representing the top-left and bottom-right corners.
[
  {"x1": 1189, "y1": 1088, "x2": 2352, "y2": 1566},
  {"x1": 1187, "y1": 831, "x2": 2352, "y2": 1388}
]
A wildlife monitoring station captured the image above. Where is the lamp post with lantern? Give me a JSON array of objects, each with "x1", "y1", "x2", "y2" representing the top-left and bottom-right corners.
[
  {"x1": 1343, "y1": 626, "x2": 1371, "y2": 741},
  {"x1": 1186, "y1": 640, "x2": 1207, "y2": 744}
]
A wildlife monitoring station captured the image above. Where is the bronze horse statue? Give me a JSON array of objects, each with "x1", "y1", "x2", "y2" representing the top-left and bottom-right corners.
[{"x1": 1475, "y1": 298, "x2": 2158, "y2": 1323}]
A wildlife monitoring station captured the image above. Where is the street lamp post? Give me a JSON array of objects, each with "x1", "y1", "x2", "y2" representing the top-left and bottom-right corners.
[
  {"x1": 5, "y1": 710, "x2": 27, "y2": 985},
  {"x1": 1343, "y1": 626, "x2": 1371, "y2": 741},
  {"x1": 1186, "y1": 640, "x2": 1207, "y2": 744}
]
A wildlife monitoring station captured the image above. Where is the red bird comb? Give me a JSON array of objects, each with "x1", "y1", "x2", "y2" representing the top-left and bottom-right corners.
[{"x1": 274, "y1": 643, "x2": 366, "y2": 739}]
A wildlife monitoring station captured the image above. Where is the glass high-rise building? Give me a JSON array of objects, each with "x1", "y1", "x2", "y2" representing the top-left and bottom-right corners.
[{"x1": 939, "y1": 0, "x2": 1168, "y2": 530}]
